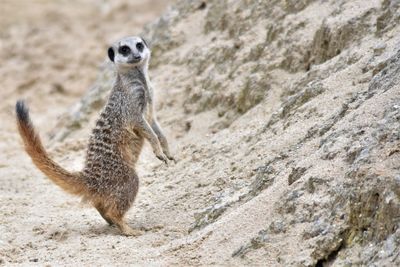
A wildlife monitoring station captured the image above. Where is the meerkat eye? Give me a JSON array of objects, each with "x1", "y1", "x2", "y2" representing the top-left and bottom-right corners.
[
  {"x1": 136, "y1": 42, "x2": 144, "y2": 52},
  {"x1": 118, "y1": 45, "x2": 131, "y2": 56}
]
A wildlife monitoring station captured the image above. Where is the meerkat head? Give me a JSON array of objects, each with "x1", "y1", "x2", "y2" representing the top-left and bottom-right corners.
[{"x1": 108, "y1": 36, "x2": 150, "y2": 70}]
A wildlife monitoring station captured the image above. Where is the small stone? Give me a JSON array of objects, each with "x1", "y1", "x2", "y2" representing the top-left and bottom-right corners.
[
  {"x1": 373, "y1": 43, "x2": 386, "y2": 56},
  {"x1": 288, "y1": 167, "x2": 307, "y2": 185}
]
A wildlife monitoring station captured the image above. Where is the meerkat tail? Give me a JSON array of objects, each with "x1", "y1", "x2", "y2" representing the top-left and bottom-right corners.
[{"x1": 15, "y1": 100, "x2": 87, "y2": 196}]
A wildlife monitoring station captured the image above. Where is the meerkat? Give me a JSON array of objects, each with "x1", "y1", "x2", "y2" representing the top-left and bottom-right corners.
[{"x1": 16, "y1": 36, "x2": 174, "y2": 236}]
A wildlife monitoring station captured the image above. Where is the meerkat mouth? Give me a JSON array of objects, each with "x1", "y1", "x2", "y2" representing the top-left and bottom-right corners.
[{"x1": 128, "y1": 57, "x2": 141, "y2": 64}]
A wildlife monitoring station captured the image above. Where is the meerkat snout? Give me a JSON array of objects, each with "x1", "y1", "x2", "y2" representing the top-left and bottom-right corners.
[{"x1": 108, "y1": 36, "x2": 150, "y2": 69}]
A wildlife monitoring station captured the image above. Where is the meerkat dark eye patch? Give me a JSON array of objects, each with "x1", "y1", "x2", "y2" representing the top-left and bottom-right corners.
[
  {"x1": 108, "y1": 47, "x2": 114, "y2": 62},
  {"x1": 118, "y1": 45, "x2": 131, "y2": 56},
  {"x1": 136, "y1": 42, "x2": 144, "y2": 52}
]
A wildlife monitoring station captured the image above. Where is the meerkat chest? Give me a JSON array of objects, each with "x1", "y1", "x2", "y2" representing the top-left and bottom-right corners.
[
  {"x1": 144, "y1": 101, "x2": 153, "y2": 122},
  {"x1": 144, "y1": 86, "x2": 154, "y2": 121}
]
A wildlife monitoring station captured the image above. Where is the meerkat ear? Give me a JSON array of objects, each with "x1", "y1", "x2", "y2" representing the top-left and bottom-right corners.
[
  {"x1": 108, "y1": 47, "x2": 115, "y2": 62},
  {"x1": 141, "y1": 37, "x2": 149, "y2": 48}
]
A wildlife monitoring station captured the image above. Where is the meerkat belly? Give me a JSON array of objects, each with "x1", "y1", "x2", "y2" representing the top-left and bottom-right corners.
[{"x1": 119, "y1": 129, "x2": 144, "y2": 167}]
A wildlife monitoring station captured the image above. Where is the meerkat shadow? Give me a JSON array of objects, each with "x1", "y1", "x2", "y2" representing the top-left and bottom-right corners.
[
  {"x1": 82, "y1": 224, "x2": 125, "y2": 237},
  {"x1": 80, "y1": 220, "x2": 145, "y2": 237}
]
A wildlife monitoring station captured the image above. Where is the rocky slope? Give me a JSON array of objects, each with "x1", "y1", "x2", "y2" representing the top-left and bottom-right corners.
[{"x1": 2, "y1": 0, "x2": 400, "y2": 266}]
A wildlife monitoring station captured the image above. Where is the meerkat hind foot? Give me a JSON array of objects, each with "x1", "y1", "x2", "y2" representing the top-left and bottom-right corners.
[{"x1": 119, "y1": 224, "x2": 143, "y2": 236}]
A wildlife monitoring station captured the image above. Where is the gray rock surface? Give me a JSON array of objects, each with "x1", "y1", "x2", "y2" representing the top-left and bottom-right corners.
[{"x1": 50, "y1": 0, "x2": 400, "y2": 265}]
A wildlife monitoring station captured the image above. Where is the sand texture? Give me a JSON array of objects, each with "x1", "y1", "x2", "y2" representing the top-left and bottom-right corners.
[{"x1": 1, "y1": 0, "x2": 400, "y2": 266}]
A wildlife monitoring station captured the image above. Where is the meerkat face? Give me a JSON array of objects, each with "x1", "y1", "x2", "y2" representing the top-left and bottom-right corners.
[{"x1": 108, "y1": 36, "x2": 150, "y2": 69}]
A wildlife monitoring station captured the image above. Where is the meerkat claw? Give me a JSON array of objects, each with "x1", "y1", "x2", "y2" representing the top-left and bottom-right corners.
[
  {"x1": 157, "y1": 155, "x2": 168, "y2": 165},
  {"x1": 167, "y1": 155, "x2": 176, "y2": 163}
]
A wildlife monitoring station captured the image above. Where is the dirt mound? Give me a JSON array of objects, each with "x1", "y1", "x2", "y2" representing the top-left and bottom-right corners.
[{"x1": 2, "y1": 0, "x2": 400, "y2": 266}]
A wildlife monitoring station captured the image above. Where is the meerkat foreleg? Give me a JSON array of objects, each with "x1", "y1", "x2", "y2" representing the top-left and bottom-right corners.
[
  {"x1": 151, "y1": 120, "x2": 175, "y2": 162},
  {"x1": 133, "y1": 117, "x2": 168, "y2": 164}
]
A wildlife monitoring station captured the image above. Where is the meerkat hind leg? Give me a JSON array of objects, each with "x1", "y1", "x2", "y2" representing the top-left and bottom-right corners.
[
  {"x1": 95, "y1": 204, "x2": 114, "y2": 226},
  {"x1": 106, "y1": 209, "x2": 142, "y2": 236}
]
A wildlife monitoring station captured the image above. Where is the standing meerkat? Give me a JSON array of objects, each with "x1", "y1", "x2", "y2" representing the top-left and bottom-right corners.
[{"x1": 16, "y1": 36, "x2": 175, "y2": 236}]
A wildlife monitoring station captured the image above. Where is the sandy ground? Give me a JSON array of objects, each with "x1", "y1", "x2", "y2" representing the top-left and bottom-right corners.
[
  {"x1": 2, "y1": 0, "x2": 399, "y2": 266},
  {"x1": 0, "y1": 0, "x2": 177, "y2": 265}
]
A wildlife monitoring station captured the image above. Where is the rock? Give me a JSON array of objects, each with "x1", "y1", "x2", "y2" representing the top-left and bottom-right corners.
[
  {"x1": 231, "y1": 229, "x2": 269, "y2": 258},
  {"x1": 288, "y1": 167, "x2": 307, "y2": 185},
  {"x1": 49, "y1": 0, "x2": 400, "y2": 265}
]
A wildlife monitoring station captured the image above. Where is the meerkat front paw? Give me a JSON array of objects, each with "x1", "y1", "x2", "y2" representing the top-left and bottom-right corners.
[
  {"x1": 165, "y1": 153, "x2": 176, "y2": 163},
  {"x1": 156, "y1": 153, "x2": 169, "y2": 165}
]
